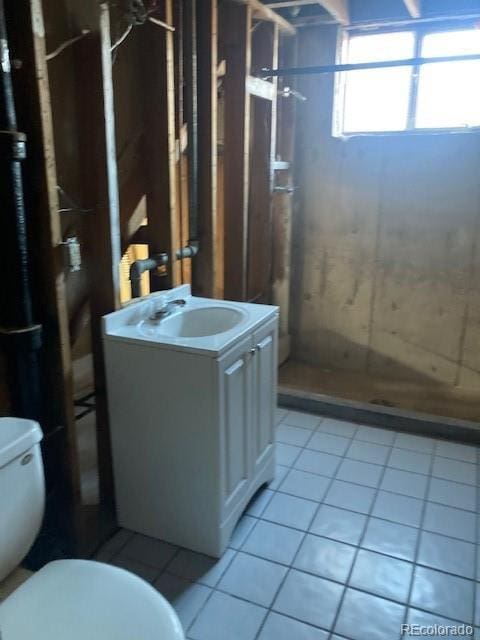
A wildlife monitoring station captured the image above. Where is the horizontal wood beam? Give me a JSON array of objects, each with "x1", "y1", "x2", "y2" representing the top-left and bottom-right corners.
[
  {"x1": 317, "y1": 0, "x2": 349, "y2": 24},
  {"x1": 247, "y1": 75, "x2": 275, "y2": 100},
  {"x1": 230, "y1": 0, "x2": 296, "y2": 34},
  {"x1": 403, "y1": 0, "x2": 421, "y2": 18},
  {"x1": 265, "y1": 0, "x2": 349, "y2": 24},
  {"x1": 265, "y1": 0, "x2": 321, "y2": 6}
]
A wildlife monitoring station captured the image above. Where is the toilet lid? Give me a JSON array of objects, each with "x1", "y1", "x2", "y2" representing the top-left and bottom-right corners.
[{"x1": 0, "y1": 560, "x2": 185, "y2": 640}]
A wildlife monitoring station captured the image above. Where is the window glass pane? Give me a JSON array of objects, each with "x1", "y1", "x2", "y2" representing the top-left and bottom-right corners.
[
  {"x1": 342, "y1": 32, "x2": 415, "y2": 133},
  {"x1": 348, "y1": 31, "x2": 415, "y2": 62},
  {"x1": 421, "y1": 29, "x2": 480, "y2": 57},
  {"x1": 416, "y1": 30, "x2": 480, "y2": 128}
]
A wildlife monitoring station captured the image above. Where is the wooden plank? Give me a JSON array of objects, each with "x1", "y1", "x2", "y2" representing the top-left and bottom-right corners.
[
  {"x1": 222, "y1": 2, "x2": 252, "y2": 301},
  {"x1": 230, "y1": 0, "x2": 296, "y2": 34},
  {"x1": 4, "y1": 0, "x2": 80, "y2": 500},
  {"x1": 247, "y1": 97, "x2": 273, "y2": 301},
  {"x1": 247, "y1": 21, "x2": 278, "y2": 302},
  {"x1": 246, "y1": 75, "x2": 275, "y2": 100},
  {"x1": 174, "y1": 0, "x2": 191, "y2": 285},
  {"x1": 265, "y1": 0, "x2": 320, "y2": 6},
  {"x1": 271, "y1": 33, "x2": 296, "y2": 364},
  {"x1": 265, "y1": 0, "x2": 349, "y2": 24},
  {"x1": 74, "y1": 2, "x2": 122, "y2": 505},
  {"x1": 269, "y1": 23, "x2": 279, "y2": 191},
  {"x1": 403, "y1": 0, "x2": 421, "y2": 18},
  {"x1": 217, "y1": 59, "x2": 226, "y2": 77},
  {"x1": 143, "y1": 0, "x2": 181, "y2": 290},
  {"x1": 195, "y1": 0, "x2": 219, "y2": 297}
]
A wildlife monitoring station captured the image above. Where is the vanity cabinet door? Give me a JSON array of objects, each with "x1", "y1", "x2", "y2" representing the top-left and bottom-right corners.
[
  {"x1": 218, "y1": 336, "x2": 253, "y2": 511},
  {"x1": 251, "y1": 319, "x2": 277, "y2": 476}
]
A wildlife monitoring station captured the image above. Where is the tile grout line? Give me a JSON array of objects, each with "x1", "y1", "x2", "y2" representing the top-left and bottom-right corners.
[
  {"x1": 251, "y1": 415, "x2": 357, "y2": 640},
  {"x1": 179, "y1": 557, "x2": 476, "y2": 637},
  {"x1": 276, "y1": 470, "x2": 478, "y2": 515},
  {"x1": 103, "y1": 412, "x2": 480, "y2": 639},
  {"x1": 400, "y1": 435, "x2": 438, "y2": 634},
  {"x1": 280, "y1": 412, "x2": 477, "y2": 466},
  {"x1": 278, "y1": 435, "x2": 478, "y2": 489},
  {"x1": 110, "y1": 480, "x2": 477, "y2": 592},
  {"x1": 181, "y1": 549, "x2": 239, "y2": 636},
  {"x1": 325, "y1": 437, "x2": 397, "y2": 640},
  {"x1": 275, "y1": 420, "x2": 477, "y2": 547},
  {"x1": 183, "y1": 410, "x2": 328, "y2": 637},
  {"x1": 228, "y1": 527, "x2": 480, "y2": 584},
  {"x1": 278, "y1": 405, "x2": 480, "y2": 453},
  {"x1": 473, "y1": 448, "x2": 480, "y2": 630},
  {"x1": 268, "y1": 482, "x2": 478, "y2": 544}
]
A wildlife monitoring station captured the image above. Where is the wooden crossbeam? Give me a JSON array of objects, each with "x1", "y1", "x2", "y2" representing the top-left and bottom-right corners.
[
  {"x1": 247, "y1": 75, "x2": 276, "y2": 100},
  {"x1": 265, "y1": 0, "x2": 349, "y2": 24},
  {"x1": 230, "y1": 0, "x2": 296, "y2": 34},
  {"x1": 403, "y1": 0, "x2": 421, "y2": 18},
  {"x1": 317, "y1": 0, "x2": 349, "y2": 24}
]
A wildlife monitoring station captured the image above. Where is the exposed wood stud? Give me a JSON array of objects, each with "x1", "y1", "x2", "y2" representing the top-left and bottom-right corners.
[
  {"x1": 223, "y1": 2, "x2": 252, "y2": 301},
  {"x1": 143, "y1": 0, "x2": 182, "y2": 289},
  {"x1": 246, "y1": 21, "x2": 278, "y2": 302},
  {"x1": 265, "y1": 0, "x2": 349, "y2": 24},
  {"x1": 317, "y1": 0, "x2": 349, "y2": 24},
  {"x1": 5, "y1": 0, "x2": 80, "y2": 501},
  {"x1": 75, "y1": 2, "x2": 122, "y2": 505},
  {"x1": 195, "y1": 0, "x2": 219, "y2": 297},
  {"x1": 230, "y1": 0, "x2": 296, "y2": 35}
]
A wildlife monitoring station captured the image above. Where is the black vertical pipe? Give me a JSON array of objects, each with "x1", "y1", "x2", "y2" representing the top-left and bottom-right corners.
[
  {"x1": 0, "y1": 0, "x2": 42, "y2": 419},
  {"x1": 183, "y1": 0, "x2": 198, "y2": 242}
]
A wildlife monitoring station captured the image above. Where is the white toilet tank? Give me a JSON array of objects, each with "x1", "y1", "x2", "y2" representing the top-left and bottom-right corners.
[{"x1": 0, "y1": 418, "x2": 45, "y2": 582}]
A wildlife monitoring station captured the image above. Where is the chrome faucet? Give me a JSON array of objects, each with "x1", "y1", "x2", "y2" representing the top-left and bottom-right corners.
[{"x1": 149, "y1": 298, "x2": 186, "y2": 321}]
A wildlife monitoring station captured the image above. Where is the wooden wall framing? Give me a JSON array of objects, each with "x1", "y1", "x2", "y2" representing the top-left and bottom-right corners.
[
  {"x1": 221, "y1": 2, "x2": 282, "y2": 303},
  {"x1": 5, "y1": 0, "x2": 80, "y2": 502},
  {"x1": 1, "y1": 0, "x2": 294, "y2": 555}
]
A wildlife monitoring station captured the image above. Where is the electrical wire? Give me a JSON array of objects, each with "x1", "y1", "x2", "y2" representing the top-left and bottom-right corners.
[
  {"x1": 57, "y1": 186, "x2": 92, "y2": 214},
  {"x1": 45, "y1": 30, "x2": 90, "y2": 61},
  {"x1": 110, "y1": 24, "x2": 133, "y2": 52},
  {"x1": 148, "y1": 15, "x2": 175, "y2": 31}
]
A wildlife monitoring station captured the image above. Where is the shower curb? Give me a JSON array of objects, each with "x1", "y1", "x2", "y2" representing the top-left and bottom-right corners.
[{"x1": 278, "y1": 386, "x2": 480, "y2": 445}]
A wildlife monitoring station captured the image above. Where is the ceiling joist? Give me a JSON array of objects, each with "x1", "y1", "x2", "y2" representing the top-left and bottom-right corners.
[
  {"x1": 230, "y1": 0, "x2": 297, "y2": 35},
  {"x1": 264, "y1": 0, "x2": 349, "y2": 24},
  {"x1": 317, "y1": 0, "x2": 349, "y2": 24},
  {"x1": 403, "y1": 0, "x2": 421, "y2": 18}
]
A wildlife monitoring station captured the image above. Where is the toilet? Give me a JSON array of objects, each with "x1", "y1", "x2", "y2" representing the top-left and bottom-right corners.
[{"x1": 0, "y1": 417, "x2": 185, "y2": 639}]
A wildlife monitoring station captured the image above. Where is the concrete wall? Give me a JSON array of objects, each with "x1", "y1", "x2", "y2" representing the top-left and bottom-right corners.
[{"x1": 291, "y1": 26, "x2": 480, "y2": 391}]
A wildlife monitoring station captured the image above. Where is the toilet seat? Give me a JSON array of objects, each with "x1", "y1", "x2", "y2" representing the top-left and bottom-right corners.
[{"x1": 0, "y1": 559, "x2": 185, "y2": 639}]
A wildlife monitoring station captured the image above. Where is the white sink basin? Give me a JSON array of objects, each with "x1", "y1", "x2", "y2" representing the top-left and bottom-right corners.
[
  {"x1": 103, "y1": 285, "x2": 278, "y2": 356},
  {"x1": 140, "y1": 306, "x2": 246, "y2": 338}
]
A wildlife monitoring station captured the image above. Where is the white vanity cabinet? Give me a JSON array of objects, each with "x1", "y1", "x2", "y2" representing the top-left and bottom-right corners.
[
  {"x1": 218, "y1": 318, "x2": 277, "y2": 527},
  {"x1": 103, "y1": 287, "x2": 277, "y2": 558}
]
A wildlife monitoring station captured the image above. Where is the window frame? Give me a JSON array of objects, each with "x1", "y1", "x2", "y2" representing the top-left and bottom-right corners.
[{"x1": 333, "y1": 19, "x2": 480, "y2": 138}]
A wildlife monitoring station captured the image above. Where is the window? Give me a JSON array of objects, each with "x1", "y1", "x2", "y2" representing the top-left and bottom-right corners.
[{"x1": 336, "y1": 27, "x2": 480, "y2": 135}]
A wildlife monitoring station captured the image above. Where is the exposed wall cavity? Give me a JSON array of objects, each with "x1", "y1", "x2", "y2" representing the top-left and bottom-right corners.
[{"x1": 292, "y1": 26, "x2": 480, "y2": 393}]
